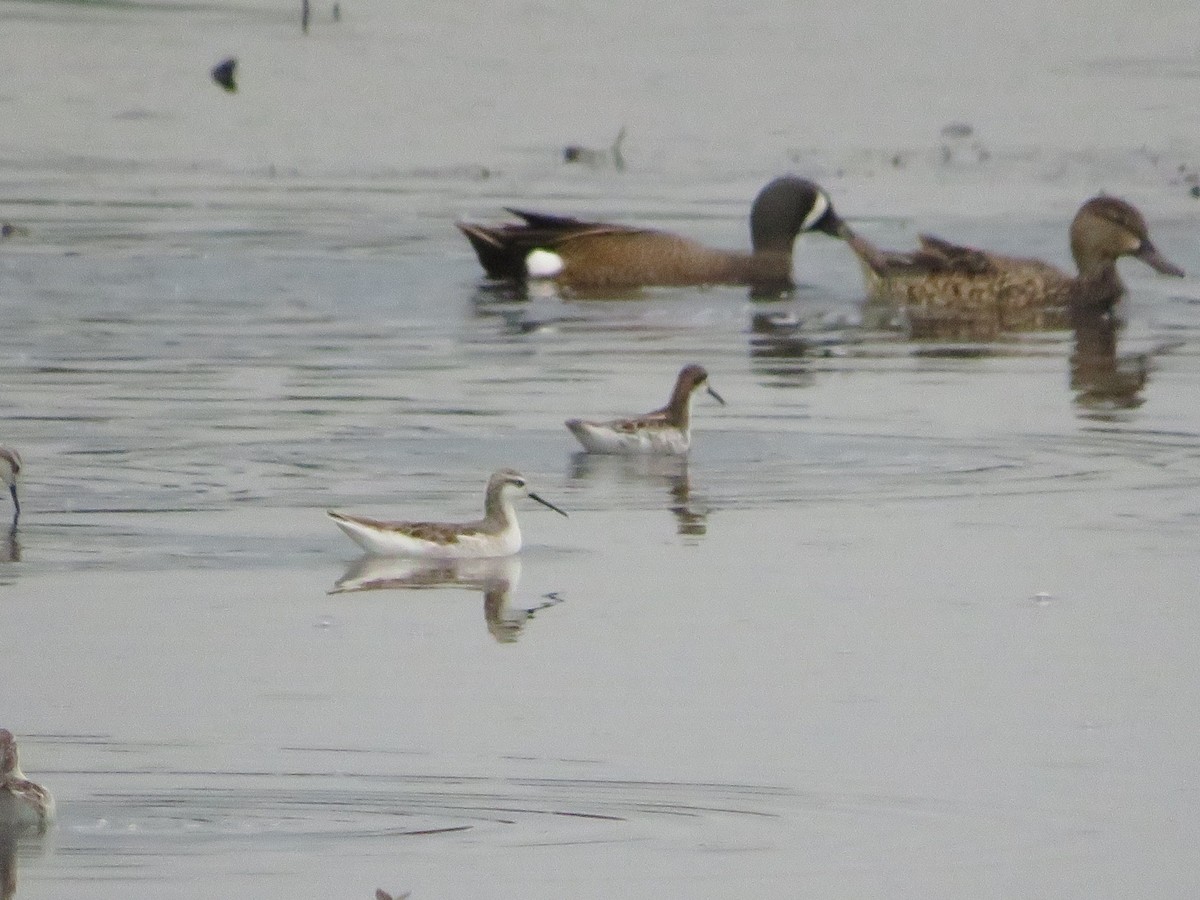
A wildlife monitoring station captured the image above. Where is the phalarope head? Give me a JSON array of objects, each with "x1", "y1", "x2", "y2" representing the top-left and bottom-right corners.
[
  {"x1": 0, "y1": 730, "x2": 18, "y2": 776},
  {"x1": 673, "y1": 364, "x2": 725, "y2": 409},
  {"x1": 485, "y1": 468, "x2": 569, "y2": 518}
]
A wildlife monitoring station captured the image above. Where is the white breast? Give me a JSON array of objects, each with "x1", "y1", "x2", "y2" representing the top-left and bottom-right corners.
[{"x1": 566, "y1": 420, "x2": 691, "y2": 455}]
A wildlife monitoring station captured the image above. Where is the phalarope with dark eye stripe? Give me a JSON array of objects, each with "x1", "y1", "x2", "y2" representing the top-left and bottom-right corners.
[
  {"x1": 0, "y1": 730, "x2": 55, "y2": 835},
  {"x1": 566, "y1": 364, "x2": 725, "y2": 455},
  {"x1": 328, "y1": 469, "x2": 567, "y2": 558}
]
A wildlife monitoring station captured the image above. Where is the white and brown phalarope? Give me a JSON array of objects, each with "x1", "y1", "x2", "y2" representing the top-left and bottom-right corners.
[
  {"x1": 0, "y1": 730, "x2": 55, "y2": 835},
  {"x1": 566, "y1": 364, "x2": 725, "y2": 455},
  {"x1": 328, "y1": 469, "x2": 567, "y2": 559}
]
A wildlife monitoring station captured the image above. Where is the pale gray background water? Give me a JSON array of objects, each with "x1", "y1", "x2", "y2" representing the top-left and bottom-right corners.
[{"x1": 1, "y1": 1, "x2": 1199, "y2": 898}]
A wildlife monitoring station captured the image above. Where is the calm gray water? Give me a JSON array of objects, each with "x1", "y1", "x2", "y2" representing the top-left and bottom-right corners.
[{"x1": 2, "y1": 1, "x2": 1199, "y2": 898}]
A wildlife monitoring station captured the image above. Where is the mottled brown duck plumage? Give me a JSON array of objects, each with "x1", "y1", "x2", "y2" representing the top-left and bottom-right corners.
[{"x1": 845, "y1": 195, "x2": 1184, "y2": 339}]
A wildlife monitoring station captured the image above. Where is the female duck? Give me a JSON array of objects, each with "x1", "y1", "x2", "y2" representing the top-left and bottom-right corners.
[{"x1": 845, "y1": 195, "x2": 1184, "y2": 337}]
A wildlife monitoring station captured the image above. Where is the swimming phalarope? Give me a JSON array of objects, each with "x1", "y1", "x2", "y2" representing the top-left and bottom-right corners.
[
  {"x1": 328, "y1": 468, "x2": 567, "y2": 558},
  {"x1": 0, "y1": 449, "x2": 20, "y2": 527},
  {"x1": 0, "y1": 730, "x2": 55, "y2": 835},
  {"x1": 566, "y1": 364, "x2": 725, "y2": 455}
]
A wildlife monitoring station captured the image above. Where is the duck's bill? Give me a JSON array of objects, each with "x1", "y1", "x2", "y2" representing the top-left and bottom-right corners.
[
  {"x1": 706, "y1": 385, "x2": 726, "y2": 405},
  {"x1": 1137, "y1": 242, "x2": 1185, "y2": 277},
  {"x1": 529, "y1": 492, "x2": 569, "y2": 517}
]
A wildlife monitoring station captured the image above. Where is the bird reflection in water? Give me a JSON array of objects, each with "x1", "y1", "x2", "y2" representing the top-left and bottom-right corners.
[
  {"x1": 330, "y1": 556, "x2": 562, "y2": 644},
  {"x1": 1068, "y1": 309, "x2": 1153, "y2": 415},
  {"x1": 569, "y1": 452, "x2": 709, "y2": 537},
  {"x1": 747, "y1": 307, "x2": 862, "y2": 389},
  {"x1": 0, "y1": 833, "x2": 14, "y2": 900},
  {"x1": 0, "y1": 528, "x2": 17, "y2": 564}
]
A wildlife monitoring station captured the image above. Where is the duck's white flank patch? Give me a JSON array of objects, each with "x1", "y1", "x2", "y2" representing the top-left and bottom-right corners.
[{"x1": 525, "y1": 249, "x2": 565, "y2": 278}]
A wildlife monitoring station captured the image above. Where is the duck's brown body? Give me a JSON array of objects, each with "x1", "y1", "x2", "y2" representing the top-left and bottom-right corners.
[
  {"x1": 457, "y1": 177, "x2": 844, "y2": 290},
  {"x1": 846, "y1": 196, "x2": 1183, "y2": 339}
]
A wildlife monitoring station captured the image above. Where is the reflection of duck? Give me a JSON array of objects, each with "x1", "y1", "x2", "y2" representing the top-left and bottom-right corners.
[
  {"x1": 456, "y1": 176, "x2": 845, "y2": 290},
  {"x1": 0, "y1": 730, "x2": 55, "y2": 836},
  {"x1": 747, "y1": 309, "x2": 856, "y2": 376},
  {"x1": 0, "y1": 528, "x2": 17, "y2": 564},
  {"x1": 846, "y1": 196, "x2": 1184, "y2": 339},
  {"x1": 566, "y1": 365, "x2": 725, "y2": 455},
  {"x1": 1068, "y1": 309, "x2": 1149, "y2": 413},
  {"x1": 329, "y1": 469, "x2": 567, "y2": 558},
  {"x1": 331, "y1": 556, "x2": 562, "y2": 644},
  {"x1": 569, "y1": 453, "x2": 708, "y2": 537}
]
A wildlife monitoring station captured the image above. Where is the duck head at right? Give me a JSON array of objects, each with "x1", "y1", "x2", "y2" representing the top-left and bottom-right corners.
[{"x1": 1069, "y1": 196, "x2": 1184, "y2": 280}]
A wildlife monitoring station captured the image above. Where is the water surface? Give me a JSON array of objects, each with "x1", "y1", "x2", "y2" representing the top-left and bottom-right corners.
[{"x1": 2, "y1": 0, "x2": 1199, "y2": 897}]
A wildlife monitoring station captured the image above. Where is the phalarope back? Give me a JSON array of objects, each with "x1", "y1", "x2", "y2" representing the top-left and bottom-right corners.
[
  {"x1": 457, "y1": 176, "x2": 845, "y2": 290},
  {"x1": 566, "y1": 364, "x2": 725, "y2": 455},
  {"x1": 328, "y1": 469, "x2": 567, "y2": 558},
  {"x1": 0, "y1": 730, "x2": 55, "y2": 835},
  {"x1": 0, "y1": 449, "x2": 20, "y2": 528},
  {"x1": 845, "y1": 195, "x2": 1184, "y2": 337}
]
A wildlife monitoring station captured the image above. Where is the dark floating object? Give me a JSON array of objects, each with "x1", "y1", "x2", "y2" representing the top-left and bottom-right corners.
[
  {"x1": 938, "y1": 121, "x2": 989, "y2": 165},
  {"x1": 302, "y1": 0, "x2": 310, "y2": 33},
  {"x1": 940, "y1": 121, "x2": 974, "y2": 139},
  {"x1": 563, "y1": 126, "x2": 627, "y2": 171},
  {"x1": 332, "y1": 2, "x2": 340, "y2": 21},
  {"x1": 211, "y1": 57, "x2": 237, "y2": 93}
]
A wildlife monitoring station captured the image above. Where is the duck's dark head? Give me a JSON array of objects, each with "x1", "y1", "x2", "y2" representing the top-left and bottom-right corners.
[
  {"x1": 750, "y1": 176, "x2": 846, "y2": 253},
  {"x1": 1070, "y1": 195, "x2": 1184, "y2": 279}
]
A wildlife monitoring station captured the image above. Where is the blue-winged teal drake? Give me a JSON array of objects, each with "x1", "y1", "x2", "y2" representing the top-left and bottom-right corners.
[
  {"x1": 845, "y1": 195, "x2": 1184, "y2": 338},
  {"x1": 457, "y1": 176, "x2": 845, "y2": 290}
]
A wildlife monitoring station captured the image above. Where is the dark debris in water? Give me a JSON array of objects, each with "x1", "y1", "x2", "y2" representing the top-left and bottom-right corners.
[{"x1": 210, "y1": 57, "x2": 237, "y2": 93}]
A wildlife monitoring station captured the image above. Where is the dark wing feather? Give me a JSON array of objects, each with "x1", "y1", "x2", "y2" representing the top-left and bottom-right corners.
[
  {"x1": 916, "y1": 234, "x2": 999, "y2": 274},
  {"x1": 459, "y1": 209, "x2": 650, "y2": 280},
  {"x1": 504, "y1": 208, "x2": 596, "y2": 230}
]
